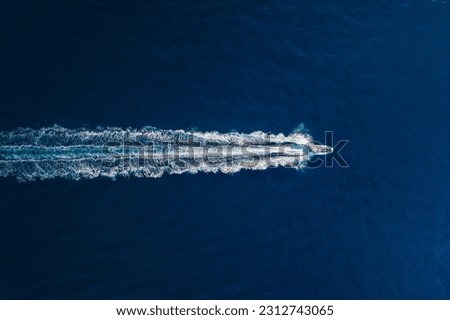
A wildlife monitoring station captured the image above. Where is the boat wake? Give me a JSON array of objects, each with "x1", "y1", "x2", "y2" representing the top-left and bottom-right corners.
[{"x1": 0, "y1": 125, "x2": 332, "y2": 182}]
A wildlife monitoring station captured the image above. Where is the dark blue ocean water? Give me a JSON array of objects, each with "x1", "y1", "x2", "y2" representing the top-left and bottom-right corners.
[{"x1": 1, "y1": 0, "x2": 450, "y2": 299}]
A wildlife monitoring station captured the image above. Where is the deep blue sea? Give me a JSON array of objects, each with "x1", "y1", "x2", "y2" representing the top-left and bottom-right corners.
[{"x1": 0, "y1": 0, "x2": 450, "y2": 299}]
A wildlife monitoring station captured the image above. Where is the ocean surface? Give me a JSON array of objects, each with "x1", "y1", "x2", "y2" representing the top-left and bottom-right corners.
[{"x1": 0, "y1": 0, "x2": 449, "y2": 299}]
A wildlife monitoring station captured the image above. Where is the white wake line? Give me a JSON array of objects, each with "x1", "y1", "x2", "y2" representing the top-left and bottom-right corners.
[{"x1": 0, "y1": 125, "x2": 332, "y2": 181}]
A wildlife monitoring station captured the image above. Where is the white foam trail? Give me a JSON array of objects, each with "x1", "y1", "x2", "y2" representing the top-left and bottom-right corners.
[{"x1": 0, "y1": 125, "x2": 329, "y2": 182}]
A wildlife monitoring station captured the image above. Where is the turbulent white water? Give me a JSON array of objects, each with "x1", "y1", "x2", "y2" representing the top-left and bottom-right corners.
[{"x1": 0, "y1": 125, "x2": 332, "y2": 181}]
